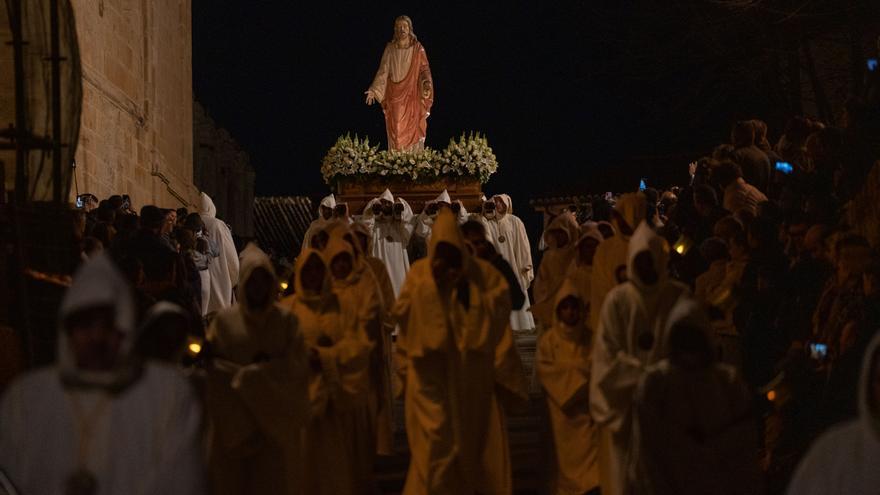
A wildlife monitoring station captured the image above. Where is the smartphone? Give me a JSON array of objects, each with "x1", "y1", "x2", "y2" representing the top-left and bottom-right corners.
[
  {"x1": 775, "y1": 161, "x2": 793, "y2": 175},
  {"x1": 75, "y1": 195, "x2": 84, "y2": 208},
  {"x1": 639, "y1": 178, "x2": 647, "y2": 191},
  {"x1": 868, "y1": 58, "x2": 878, "y2": 72},
  {"x1": 809, "y1": 343, "x2": 828, "y2": 360}
]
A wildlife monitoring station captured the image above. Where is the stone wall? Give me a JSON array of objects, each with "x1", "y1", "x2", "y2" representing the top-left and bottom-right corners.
[
  {"x1": 70, "y1": 0, "x2": 197, "y2": 208},
  {"x1": 193, "y1": 102, "x2": 255, "y2": 237}
]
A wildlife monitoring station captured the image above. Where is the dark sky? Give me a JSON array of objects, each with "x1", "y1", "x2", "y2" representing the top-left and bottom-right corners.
[{"x1": 192, "y1": 1, "x2": 767, "y2": 205}]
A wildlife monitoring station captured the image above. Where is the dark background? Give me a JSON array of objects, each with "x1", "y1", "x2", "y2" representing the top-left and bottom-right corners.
[{"x1": 193, "y1": 1, "x2": 878, "y2": 212}]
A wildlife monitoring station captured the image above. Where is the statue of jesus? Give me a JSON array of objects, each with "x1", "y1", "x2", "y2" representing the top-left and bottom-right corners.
[{"x1": 365, "y1": 15, "x2": 434, "y2": 151}]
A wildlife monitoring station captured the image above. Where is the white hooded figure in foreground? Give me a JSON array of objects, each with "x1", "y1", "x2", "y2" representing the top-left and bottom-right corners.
[
  {"x1": 200, "y1": 192, "x2": 240, "y2": 313},
  {"x1": 301, "y1": 194, "x2": 337, "y2": 251},
  {"x1": 486, "y1": 194, "x2": 535, "y2": 332},
  {"x1": 0, "y1": 255, "x2": 204, "y2": 495},
  {"x1": 537, "y1": 279, "x2": 600, "y2": 494},
  {"x1": 630, "y1": 298, "x2": 760, "y2": 495},
  {"x1": 394, "y1": 209, "x2": 518, "y2": 494},
  {"x1": 786, "y1": 332, "x2": 880, "y2": 495},
  {"x1": 361, "y1": 188, "x2": 415, "y2": 297},
  {"x1": 589, "y1": 221, "x2": 689, "y2": 495}
]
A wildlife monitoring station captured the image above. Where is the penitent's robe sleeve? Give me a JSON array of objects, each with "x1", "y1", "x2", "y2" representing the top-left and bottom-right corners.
[
  {"x1": 537, "y1": 332, "x2": 591, "y2": 412},
  {"x1": 391, "y1": 267, "x2": 416, "y2": 396},
  {"x1": 231, "y1": 318, "x2": 309, "y2": 445},
  {"x1": 589, "y1": 289, "x2": 643, "y2": 432},
  {"x1": 513, "y1": 217, "x2": 534, "y2": 286}
]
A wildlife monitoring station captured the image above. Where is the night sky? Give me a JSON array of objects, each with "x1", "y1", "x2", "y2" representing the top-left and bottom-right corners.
[{"x1": 192, "y1": 1, "x2": 776, "y2": 206}]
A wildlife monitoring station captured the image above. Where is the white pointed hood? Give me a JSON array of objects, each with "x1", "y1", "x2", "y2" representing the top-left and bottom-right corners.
[
  {"x1": 626, "y1": 221, "x2": 669, "y2": 291},
  {"x1": 235, "y1": 242, "x2": 277, "y2": 316},
  {"x1": 661, "y1": 296, "x2": 711, "y2": 351},
  {"x1": 58, "y1": 254, "x2": 139, "y2": 389},
  {"x1": 319, "y1": 194, "x2": 337, "y2": 209},
  {"x1": 552, "y1": 278, "x2": 591, "y2": 342},
  {"x1": 434, "y1": 189, "x2": 451, "y2": 204},
  {"x1": 379, "y1": 188, "x2": 394, "y2": 203},
  {"x1": 614, "y1": 192, "x2": 647, "y2": 233},
  {"x1": 200, "y1": 192, "x2": 217, "y2": 218},
  {"x1": 492, "y1": 194, "x2": 513, "y2": 216}
]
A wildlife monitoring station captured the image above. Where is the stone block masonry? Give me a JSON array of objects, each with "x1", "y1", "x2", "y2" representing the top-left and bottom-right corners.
[{"x1": 70, "y1": 0, "x2": 197, "y2": 209}]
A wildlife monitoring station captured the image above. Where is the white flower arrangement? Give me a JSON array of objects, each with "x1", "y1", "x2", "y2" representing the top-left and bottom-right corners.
[{"x1": 321, "y1": 132, "x2": 498, "y2": 184}]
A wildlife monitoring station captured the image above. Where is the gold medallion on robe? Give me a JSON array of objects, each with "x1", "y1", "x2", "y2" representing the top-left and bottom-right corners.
[
  {"x1": 498, "y1": 235, "x2": 506, "y2": 243},
  {"x1": 386, "y1": 235, "x2": 394, "y2": 242}
]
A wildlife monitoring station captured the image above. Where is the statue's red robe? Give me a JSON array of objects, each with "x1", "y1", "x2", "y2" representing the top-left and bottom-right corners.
[{"x1": 369, "y1": 40, "x2": 434, "y2": 151}]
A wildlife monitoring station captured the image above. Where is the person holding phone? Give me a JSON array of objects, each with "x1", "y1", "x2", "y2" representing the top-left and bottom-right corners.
[
  {"x1": 786, "y1": 332, "x2": 880, "y2": 494},
  {"x1": 302, "y1": 194, "x2": 338, "y2": 252},
  {"x1": 485, "y1": 194, "x2": 535, "y2": 333},
  {"x1": 361, "y1": 188, "x2": 414, "y2": 297},
  {"x1": 414, "y1": 189, "x2": 468, "y2": 242}
]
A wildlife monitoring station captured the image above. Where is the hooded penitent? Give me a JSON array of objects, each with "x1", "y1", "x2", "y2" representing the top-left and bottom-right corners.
[
  {"x1": 536, "y1": 279, "x2": 600, "y2": 494},
  {"x1": 286, "y1": 248, "x2": 372, "y2": 495},
  {"x1": 361, "y1": 189, "x2": 414, "y2": 297},
  {"x1": 786, "y1": 332, "x2": 880, "y2": 494},
  {"x1": 0, "y1": 255, "x2": 205, "y2": 495},
  {"x1": 532, "y1": 211, "x2": 582, "y2": 326},
  {"x1": 206, "y1": 243, "x2": 308, "y2": 495},
  {"x1": 57, "y1": 253, "x2": 138, "y2": 389},
  {"x1": 414, "y1": 189, "x2": 469, "y2": 242},
  {"x1": 351, "y1": 220, "x2": 398, "y2": 455},
  {"x1": 564, "y1": 226, "x2": 604, "y2": 313},
  {"x1": 199, "y1": 192, "x2": 240, "y2": 314},
  {"x1": 629, "y1": 298, "x2": 759, "y2": 495},
  {"x1": 589, "y1": 220, "x2": 688, "y2": 495},
  {"x1": 394, "y1": 209, "x2": 519, "y2": 494},
  {"x1": 487, "y1": 194, "x2": 535, "y2": 332},
  {"x1": 590, "y1": 192, "x2": 647, "y2": 331},
  {"x1": 301, "y1": 194, "x2": 337, "y2": 251},
  {"x1": 323, "y1": 231, "x2": 386, "y2": 484}
]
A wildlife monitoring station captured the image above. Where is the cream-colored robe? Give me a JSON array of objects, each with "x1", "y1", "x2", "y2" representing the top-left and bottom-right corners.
[
  {"x1": 0, "y1": 255, "x2": 204, "y2": 495},
  {"x1": 590, "y1": 193, "x2": 646, "y2": 331},
  {"x1": 325, "y1": 235, "x2": 385, "y2": 491},
  {"x1": 532, "y1": 211, "x2": 581, "y2": 327},
  {"x1": 206, "y1": 244, "x2": 308, "y2": 495},
  {"x1": 361, "y1": 189, "x2": 415, "y2": 297},
  {"x1": 286, "y1": 249, "x2": 373, "y2": 495},
  {"x1": 301, "y1": 194, "x2": 336, "y2": 252},
  {"x1": 487, "y1": 194, "x2": 535, "y2": 332},
  {"x1": 589, "y1": 222, "x2": 688, "y2": 495},
  {"x1": 394, "y1": 209, "x2": 517, "y2": 494},
  {"x1": 630, "y1": 298, "x2": 759, "y2": 495},
  {"x1": 200, "y1": 192, "x2": 240, "y2": 313},
  {"x1": 537, "y1": 280, "x2": 600, "y2": 494}
]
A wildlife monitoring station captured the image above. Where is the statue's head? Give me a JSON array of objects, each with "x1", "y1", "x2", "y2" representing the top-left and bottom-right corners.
[{"x1": 393, "y1": 15, "x2": 416, "y2": 43}]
